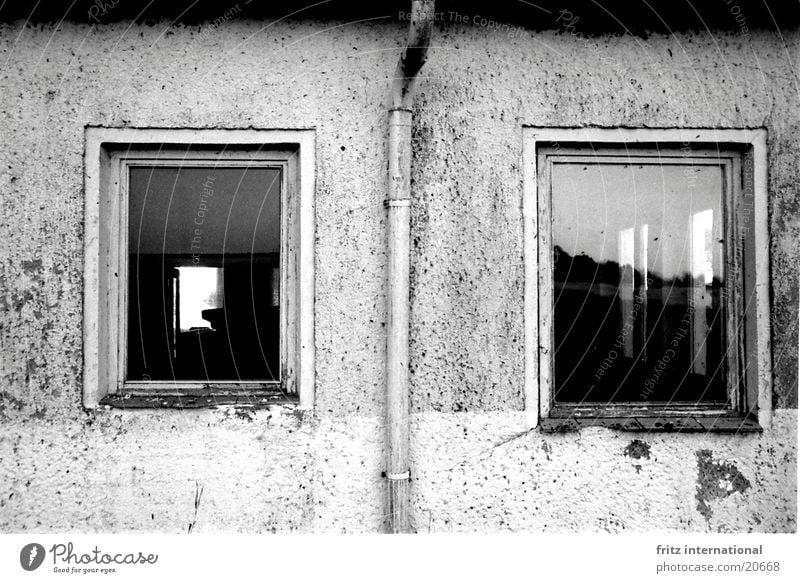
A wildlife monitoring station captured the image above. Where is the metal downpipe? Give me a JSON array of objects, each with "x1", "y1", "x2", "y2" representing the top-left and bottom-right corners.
[{"x1": 386, "y1": 0, "x2": 434, "y2": 534}]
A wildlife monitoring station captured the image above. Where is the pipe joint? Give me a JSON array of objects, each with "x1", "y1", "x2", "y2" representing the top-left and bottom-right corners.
[
  {"x1": 385, "y1": 199, "x2": 411, "y2": 208},
  {"x1": 386, "y1": 471, "x2": 411, "y2": 481}
]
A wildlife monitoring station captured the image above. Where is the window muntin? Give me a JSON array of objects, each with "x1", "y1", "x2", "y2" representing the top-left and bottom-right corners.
[
  {"x1": 126, "y1": 164, "x2": 282, "y2": 383},
  {"x1": 547, "y1": 150, "x2": 733, "y2": 406}
]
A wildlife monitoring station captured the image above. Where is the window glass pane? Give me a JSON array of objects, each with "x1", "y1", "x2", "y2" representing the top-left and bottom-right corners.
[
  {"x1": 127, "y1": 166, "x2": 281, "y2": 381},
  {"x1": 551, "y1": 158, "x2": 728, "y2": 404}
]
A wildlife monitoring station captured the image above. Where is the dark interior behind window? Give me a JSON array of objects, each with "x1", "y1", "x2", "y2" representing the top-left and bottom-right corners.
[{"x1": 127, "y1": 166, "x2": 281, "y2": 382}]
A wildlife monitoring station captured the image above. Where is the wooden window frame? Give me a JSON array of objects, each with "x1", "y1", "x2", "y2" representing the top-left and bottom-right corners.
[
  {"x1": 522, "y1": 127, "x2": 771, "y2": 432},
  {"x1": 83, "y1": 128, "x2": 316, "y2": 409}
]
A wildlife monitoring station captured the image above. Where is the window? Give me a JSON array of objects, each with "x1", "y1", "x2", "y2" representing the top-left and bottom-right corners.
[
  {"x1": 523, "y1": 128, "x2": 771, "y2": 431},
  {"x1": 84, "y1": 128, "x2": 315, "y2": 409}
]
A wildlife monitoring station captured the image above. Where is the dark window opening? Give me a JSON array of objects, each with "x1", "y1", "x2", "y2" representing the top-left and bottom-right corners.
[{"x1": 127, "y1": 166, "x2": 281, "y2": 382}]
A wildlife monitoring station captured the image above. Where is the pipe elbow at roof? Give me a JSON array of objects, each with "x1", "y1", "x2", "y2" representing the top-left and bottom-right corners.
[{"x1": 391, "y1": 0, "x2": 435, "y2": 110}]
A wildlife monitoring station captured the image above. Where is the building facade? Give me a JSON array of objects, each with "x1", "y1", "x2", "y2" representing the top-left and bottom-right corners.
[{"x1": 0, "y1": 0, "x2": 797, "y2": 532}]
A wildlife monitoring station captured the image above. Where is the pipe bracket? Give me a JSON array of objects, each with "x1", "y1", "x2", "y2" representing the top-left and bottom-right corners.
[
  {"x1": 385, "y1": 199, "x2": 411, "y2": 208},
  {"x1": 386, "y1": 471, "x2": 411, "y2": 481}
]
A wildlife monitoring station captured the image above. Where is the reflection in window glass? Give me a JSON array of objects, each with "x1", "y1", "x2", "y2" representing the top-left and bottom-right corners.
[
  {"x1": 127, "y1": 166, "x2": 281, "y2": 382},
  {"x1": 551, "y1": 160, "x2": 727, "y2": 404}
]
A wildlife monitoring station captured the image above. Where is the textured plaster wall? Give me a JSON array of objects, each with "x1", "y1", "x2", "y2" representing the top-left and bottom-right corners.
[
  {"x1": 410, "y1": 411, "x2": 796, "y2": 532},
  {"x1": 0, "y1": 18, "x2": 797, "y2": 532}
]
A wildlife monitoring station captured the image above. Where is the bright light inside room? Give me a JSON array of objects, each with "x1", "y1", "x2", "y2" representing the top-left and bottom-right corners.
[{"x1": 177, "y1": 266, "x2": 222, "y2": 332}]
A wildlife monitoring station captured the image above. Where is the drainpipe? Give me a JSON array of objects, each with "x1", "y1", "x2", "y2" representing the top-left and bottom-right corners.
[{"x1": 386, "y1": 0, "x2": 434, "y2": 534}]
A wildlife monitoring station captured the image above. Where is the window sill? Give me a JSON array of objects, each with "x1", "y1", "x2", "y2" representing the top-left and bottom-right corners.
[
  {"x1": 99, "y1": 388, "x2": 296, "y2": 409},
  {"x1": 540, "y1": 406, "x2": 762, "y2": 433}
]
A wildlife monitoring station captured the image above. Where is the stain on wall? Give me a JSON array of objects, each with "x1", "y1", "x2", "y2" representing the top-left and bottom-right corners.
[
  {"x1": 624, "y1": 440, "x2": 652, "y2": 460},
  {"x1": 624, "y1": 439, "x2": 651, "y2": 473},
  {"x1": 696, "y1": 449, "x2": 752, "y2": 524}
]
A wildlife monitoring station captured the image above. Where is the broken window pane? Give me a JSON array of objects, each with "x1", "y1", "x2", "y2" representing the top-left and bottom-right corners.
[
  {"x1": 127, "y1": 166, "x2": 281, "y2": 381},
  {"x1": 551, "y1": 158, "x2": 727, "y2": 405}
]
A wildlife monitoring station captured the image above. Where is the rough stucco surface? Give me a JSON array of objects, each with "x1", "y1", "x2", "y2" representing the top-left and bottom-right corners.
[
  {"x1": 410, "y1": 411, "x2": 796, "y2": 532},
  {"x1": 0, "y1": 408, "x2": 386, "y2": 532},
  {"x1": 0, "y1": 19, "x2": 797, "y2": 532}
]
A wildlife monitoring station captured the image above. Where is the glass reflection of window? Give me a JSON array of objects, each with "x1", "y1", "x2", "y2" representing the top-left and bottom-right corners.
[
  {"x1": 177, "y1": 266, "x2": 223, "y2": 332},
  {"x1": 690, "y1": 209, "x2": 714, "y2": 375},
  {"x1": 617, "y1": 225, "x2": 650, "y2": 360},
  {"x1": 639, "y1": 224, "x2": 649, "y2": 361},
  {"x1": 618, "y1": 227, "x2": 635, "y2": 358}
]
